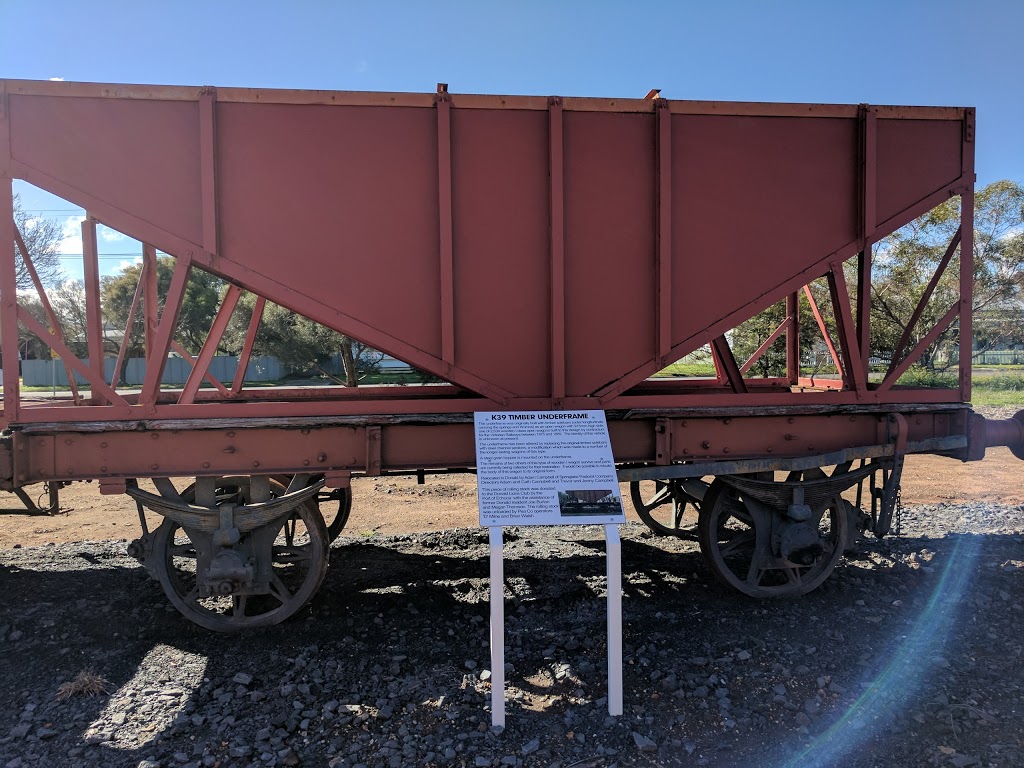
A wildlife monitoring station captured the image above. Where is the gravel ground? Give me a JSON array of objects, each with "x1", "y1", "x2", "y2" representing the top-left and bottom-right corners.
[{"x1": 0, "y1": 497, "x2": 1022, "y2": 768}]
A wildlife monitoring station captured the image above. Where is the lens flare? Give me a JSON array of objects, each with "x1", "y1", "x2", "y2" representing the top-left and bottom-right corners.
[{"x1": 780, "y1": 534, "x2": 982, "y2": 768}]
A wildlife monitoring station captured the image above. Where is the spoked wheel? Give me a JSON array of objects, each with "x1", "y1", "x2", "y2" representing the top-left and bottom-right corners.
[
  {"x1": 153, "y1": 477, "x2": 329, "y2": 632},
  {"x1": 318, "y1": 487, "x2": 352, "y2": 542},
  {"x1": 629, "y1": 479, "x2": 700, "y2": 538},
  {"x1": 697, "y1": 476, "x2": 848, "y2": 598},
  {"x1": 272, "y1": 475, "x2": 352, "y2": 543}
]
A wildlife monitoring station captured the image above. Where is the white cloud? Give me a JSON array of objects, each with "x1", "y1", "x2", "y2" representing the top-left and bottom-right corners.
[
  {"x1": 49, "y1": 77, "x2": 64, "y2": 81},
  {"x1": 58, "y1": 215, "x2": 86, "y2": 255},
  {"x1": 118, "y1": 257, "x2": 143, "y2": 273},
  {"x1": 23, "y1": 218, "x2": 38, "y2": 231},
  {"x1": 99, "y1": 226, "x2": 126, "y2": 243}
]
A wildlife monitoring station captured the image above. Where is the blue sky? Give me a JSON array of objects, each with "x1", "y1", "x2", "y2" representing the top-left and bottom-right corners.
[{"x1": 2, "y1": 0, "x2": 1021, "y2": 280}]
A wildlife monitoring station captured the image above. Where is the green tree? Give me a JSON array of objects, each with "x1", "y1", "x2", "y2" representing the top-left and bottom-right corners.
[
  {"x1": 730, "y1": 286, "x2": 834, "y2": 378},
  {"x1": 871, "y1": 180, "x2": 1024, "y2": 370},
  {"x1": 223, "y1": 292, "x2": 383, "y2": 387},
  {"x1": 102, "y1": 257, "x2": 223, "y2": 384}
]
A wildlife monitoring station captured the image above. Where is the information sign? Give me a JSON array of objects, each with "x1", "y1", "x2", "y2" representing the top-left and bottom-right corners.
[
  {"x1": 474, "y1": 410, "x2": 625, "y2": 527},
  {"x1": 475, "y1": 410, "x2": 625, "y2": 727}
]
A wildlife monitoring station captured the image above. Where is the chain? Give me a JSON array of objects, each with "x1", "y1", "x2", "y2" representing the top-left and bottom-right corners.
[{"x1": 893, "y1": 485, "x2": 903, "y2": 537}]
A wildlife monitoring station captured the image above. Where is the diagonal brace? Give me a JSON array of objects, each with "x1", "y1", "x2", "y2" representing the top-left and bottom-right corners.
[
  {"x1": 878, "y1": 303, "x2": 960, "y2": 391},
  {"x1": 16, "y1": 306, "x2": 129, "y2": 406},
  {"x1": 885, "y1": 227, "x2": 962, "y2": 380},
  {"x1": 710, "y1": 335, "x2": 747, "y2": 394},
  {"x1": 178, "y1": 284, "x2": 242, "y2": 403},
  {"x1": 739, "y1": 317, "x2": 789, "y2": 375},
  {"x1": 14, "y1": 224, "x2": 82, "y2": 403},
  {"x1": 803, "y1": 285, "x2": 846, "y2": 386}
]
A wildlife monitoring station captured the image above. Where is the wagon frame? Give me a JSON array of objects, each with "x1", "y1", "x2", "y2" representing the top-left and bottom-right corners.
[{"x1": 1, "y1": 79, "x2": 1021, "y2": 629}]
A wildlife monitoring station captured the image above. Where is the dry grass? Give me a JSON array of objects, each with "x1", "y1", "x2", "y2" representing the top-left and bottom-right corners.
[{"x1": 56, "y1": 669, "x2": 110, "y2": 701}]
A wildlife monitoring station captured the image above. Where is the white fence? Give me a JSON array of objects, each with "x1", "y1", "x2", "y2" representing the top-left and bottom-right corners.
[
  {"x1": 22, "y1": 356, "x2": 286, "y2": 387},
  {"x1": 973, "y1": 350, "x2": 1024, "y2": 365}
]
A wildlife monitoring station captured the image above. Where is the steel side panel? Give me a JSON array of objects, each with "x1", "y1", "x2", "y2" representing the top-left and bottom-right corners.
[
  {"x1": 24, "y1": 428, "x2": 362, "y2": 482},
  {"x1": 670, "y1": 115, "x2": 858, "y2": 348},
  {"x1": 380, "y1": 424, "x2": 477, "y2": 468},
  {"x1": 450, "y1": 108, "x2": 551, "y2": 396},
  {"x1": 564, "y1": 111, "x2": 657, "y2": 396},
  {"x1": 875, "y1": 118, "x2": 964, "y2": 223},
  {"x1": 216, "y1": 102, "x2": 442, "y2": 358},
  {"x1": 670, "y1": 413, "x2": 883, "y2": 461},
  {"x1": 8, "y1": 95, "x2": 202, "y2": 245},
  {"x1": 16, "y1": 410, "x2": 966, "y2": 483},
  {"x1": 1, "y1": 84, "x2": 971, "y2": 412}
]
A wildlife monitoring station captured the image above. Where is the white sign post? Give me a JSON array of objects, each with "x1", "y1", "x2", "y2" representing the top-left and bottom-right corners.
[
  {"x1": 488, "y1": 527, "x2": 506, "y2": 727},
  {"x1": 605, "y1": 523, "x2": 623, "y2": 716},
  {"x1": 474, "y1": 410, "x2": 625, "y2": 727}
]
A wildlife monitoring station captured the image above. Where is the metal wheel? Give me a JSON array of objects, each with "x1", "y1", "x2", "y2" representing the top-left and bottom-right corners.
[
  {"x1": 153, "y1": 477, "x2": 329, "y2": 632},
  {"x1": 629, "y1": 479, "x2": 701, "y2": 538},
  {"x1": 318, "y1": 487, "x2": 352, "y2": 542},
  {"x1": 697, "y1": 476, "x2": 848, "y2": 598},
  {"x1": 272, "y1": 475, "x2": 352, "y2": 543}
]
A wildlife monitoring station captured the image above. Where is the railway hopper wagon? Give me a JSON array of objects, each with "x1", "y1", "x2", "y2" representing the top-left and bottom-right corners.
[{"x1": 1, "y1": 79, "x2": 1022, "y2": 631}]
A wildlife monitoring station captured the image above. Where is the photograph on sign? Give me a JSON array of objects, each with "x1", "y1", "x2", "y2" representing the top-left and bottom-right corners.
[
  {"x1": 557, "y1": 489, "x2": 623, "y2": 518},
  {"x1": 474, "y1": 410, "x2": 626, "y2": 527}
]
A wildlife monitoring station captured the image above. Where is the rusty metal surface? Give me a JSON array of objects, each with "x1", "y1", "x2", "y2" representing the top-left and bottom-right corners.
[
  {"x1": 719, "y1": 465, "x2": 874, "y2": 513},
  {"x1": 0, "y1": 80, "x2": 972, "y2": 119},
  {"x1": 974, "y1": 410, "x2": 1024, "y2": 460},
  {"x1": 0, "y1": 79, "x2": 994, "y2": 499},
  {"x1": 2, "y1": 409, "x2": 972, "y2": 486},
  {"x1": 2, "y1": 79, "x2": 1005, "y2": 632},
  {"x1": 1, "y1": 80, "x2": 974, "y2": 418}
]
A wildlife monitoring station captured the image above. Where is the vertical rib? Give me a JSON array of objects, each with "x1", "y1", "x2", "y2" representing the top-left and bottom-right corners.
[
  {"x1": 656, "y1": 101, "x2": 672, "y2": 367},
  {"x1": 0, "y1": 181, "x2": 19, "y2": 420},
  {"x1": 142, "y1": 244, "x2": 159, "y2": 355},
  {"x1": 786, "y1": 292, "x2": 800, "y2": 385},
  {"x1": 437, "y1": 91, "x2": 455, "y2": 367},
  {"x1": 199, "y1": 87, "x2": 219, "y2": 254},
  {"x1": 81, "y1": 218, "x2": 106, "y2": 403},
  {"x1": 549, "y1": 97, "x2": 566, "y2": 402}
]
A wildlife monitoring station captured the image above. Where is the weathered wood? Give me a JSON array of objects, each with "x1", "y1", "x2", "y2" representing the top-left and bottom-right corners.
[
  {"x1": 13, "y1": 412, "x2": 478, "y2": 433},
  {"x1": 11, "y1": 401, "x2": 971, "y2": 435}
]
